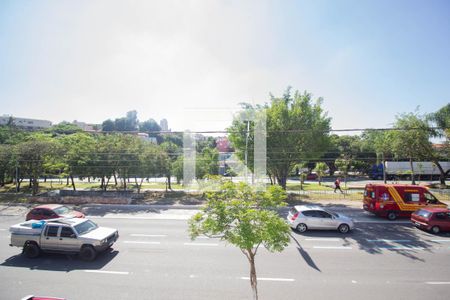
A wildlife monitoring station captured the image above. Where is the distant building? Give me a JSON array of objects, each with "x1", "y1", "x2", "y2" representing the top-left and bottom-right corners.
[
  {"x1": 72, "y1": 120, "x2": 96, "y2": 132},
  {"x1": 0, "y1": 115, "x2": 52, "y2": 130},
  {"x1": 160, "y1": 119, "x2": 169, "y2": 131},
  {"x1": 137, "y1": 132, "x2": 157, "y2": 144}
]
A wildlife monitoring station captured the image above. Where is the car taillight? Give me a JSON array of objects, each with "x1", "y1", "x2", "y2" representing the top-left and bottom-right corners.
[{"x1": 291, "y1": 212, "x2": 299, "y2": 221}]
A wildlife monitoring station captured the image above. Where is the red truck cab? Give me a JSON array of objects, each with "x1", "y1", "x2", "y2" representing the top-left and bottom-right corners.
[{"x1": 363, "y1": 184, "x2": 447, "y2": 220}]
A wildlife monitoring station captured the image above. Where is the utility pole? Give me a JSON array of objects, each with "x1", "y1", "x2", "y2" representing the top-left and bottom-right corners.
[
  {"x1": 244, "y1": 120, "x2": 250, "y2": 184},
  {"x1": 15, "y1": 159, "x2": 19, "y2": 193}
]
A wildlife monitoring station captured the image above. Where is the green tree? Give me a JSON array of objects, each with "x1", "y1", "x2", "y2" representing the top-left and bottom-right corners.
[
  {"x1": 45, "y1": 122, "x2": 82, "y2": 135},
  {"x1": 362, "y1": 130, "x2": 394, "y2": 182},
  {"x1": 391, "y1": 112, "x2": 432, "y2": 185},
  {"x1": 228, "y1": 88, "x2": 331, "y2": 189},
  {"x1": 58, "y1": 133, "x2": 96, "y2": 190},
  {"x1": 102, "y1": 119, "x2": 115, "y2": 132},
  {"x1": 189, "y1": 181, "x2": 290, "y2": 300},
  {"x1": 133, "y1": 144, "x2": 169, "y2": 193},
  {"x1": 160, "y1": 141, "x2": 181, "y2": 189},
  {"x1": 313, "y1": 162, "x2": 328, "y2": 185},
  {"x1": 0, "y1": 144, "x2": 14, "y2": 186},
  {"x1": 139, "y1": 119, "x2": 161, "y2": 133},
  {"x1": 15, "y1": 134, "x2": 58, "y2": 195}
]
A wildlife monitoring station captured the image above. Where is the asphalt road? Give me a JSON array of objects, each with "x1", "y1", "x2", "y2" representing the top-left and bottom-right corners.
[{"x1": 1, "y1": 208, "x2": 450, "y2": 300}]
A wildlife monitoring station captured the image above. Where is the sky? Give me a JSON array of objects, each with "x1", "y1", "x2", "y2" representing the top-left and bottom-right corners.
[{"x1": 0, "y1": 0, "x2": 449, "y2": 134}]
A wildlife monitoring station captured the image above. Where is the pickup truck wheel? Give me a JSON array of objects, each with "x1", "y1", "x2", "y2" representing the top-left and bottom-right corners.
[
  {"x1": 387, "y1": 212, "x2": 397, "y2": 221},
  {"x1": 23, "y1": 243, "x2": 40, "y2": 259},
  {"x1": 80, "y1": 246, "x2": 97, "y2": 261},
  {"x1": 431, "y1": 226, "x2": 440, "y2": 234}
]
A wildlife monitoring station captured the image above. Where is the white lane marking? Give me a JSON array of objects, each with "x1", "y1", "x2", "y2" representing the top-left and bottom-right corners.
[
  {"x1": 305, "y1": 238, "x2": 341, "y2": 242},
  {"x1": 184, "y1": 243, "x2": 218, "y2": 247},
  {"x1": 366, "y1": 239, "x2": 412, "y2": 242},
  {"x1": 0, "y1": 229, "x2": 6, "y2": 231},
  {"x1": 84, "y1": 270, "x2": 129, "y2": 275},
  {"x1": 354, "y1": 221, "x2": 410, "y2": 224},
  {"x1": 313, "y1": 246, "x2": 352, "y2": 250},
  {"x1": 123, "y1": 241, "x2": 161, "y2": 245},
  {"x1": 431, "y1": 239, "x2": 450, "y2": 243},
  {"x1": 130, "y1": 234, "x2": 167, "y2": 237},
  {"x1": 425, "y1": 282, "x2": 450, "y2": 285},
  {"x1": 351, "y1": 280, "x2": 357, "y2": 284},
  {"x1": 92, "y1": 215, "x2": 192, "y2": 220},
  {"x1": 240, "y1": 277, "x2": 295, "y2": 282},
  {"x1": 378, "y1": 246, "x2": 424, "y2": 250}
]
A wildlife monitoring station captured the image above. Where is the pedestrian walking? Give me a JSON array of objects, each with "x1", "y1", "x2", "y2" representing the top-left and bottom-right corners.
[{"x1": 334, "y1": 178, "x2": 343, "y2": 194}]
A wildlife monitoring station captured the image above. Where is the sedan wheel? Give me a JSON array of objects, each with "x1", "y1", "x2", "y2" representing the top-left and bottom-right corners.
[
  {"x1": 296, "y1": 223, "x2": 308, "y2": 233},
  {"x1": 338, "y1": 224, "x2": 350, "y2": 233},
  {"x1": 431, "y1": 226, "x2": 440, "y2": 234}
]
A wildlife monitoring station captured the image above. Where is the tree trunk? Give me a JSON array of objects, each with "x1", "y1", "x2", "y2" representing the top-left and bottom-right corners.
[
  {"x1": 113, "y1": 174, "x2": 117, "y2": 186},
  {"x1": 247, "y1": 250, "x2": 258, "y2": 300},
  {"x1": 277, "y1": 176, "x2": 287, "y2": 190},
  {"x1": 167, "y1": 175, "x2": 172, "y2": 190},
  {"x1": 432, "y1": 160, "x2": 446, "y2": 186},
  {"x1": 105, "y1": 177, "x2": 110, "y2": 191},
  {"x1": 70, "y1": 175, "x2": 76, "y2": 191},
  {"x1": 410, "y1": 158, "x2": 416, "y2": 185},
  {"x1": 123, "y1": 176, "x2": 127, "y2": 191}
]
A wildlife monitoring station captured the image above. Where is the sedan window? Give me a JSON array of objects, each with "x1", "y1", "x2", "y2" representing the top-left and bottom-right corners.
[
  {"x1": 53, "y1": 206, "x2": 71, "y2": 215},
  {"x1": 42, "y1": 209, "x2": 54, "y2": 217}
]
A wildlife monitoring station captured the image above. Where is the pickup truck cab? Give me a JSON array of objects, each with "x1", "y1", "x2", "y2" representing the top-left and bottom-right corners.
[{"x1": 10, "y1": 218, "x2": 119, "y2": 261}]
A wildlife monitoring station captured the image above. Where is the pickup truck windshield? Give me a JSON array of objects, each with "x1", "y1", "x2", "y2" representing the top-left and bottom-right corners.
[{"x1": 74, "y1": 220, "x2": 98, "y2": 235}]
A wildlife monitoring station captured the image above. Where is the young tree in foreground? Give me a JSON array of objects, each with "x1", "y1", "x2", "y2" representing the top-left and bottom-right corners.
[{"x1": 188, "y1": 181, "x2": 290, "y2": 300}]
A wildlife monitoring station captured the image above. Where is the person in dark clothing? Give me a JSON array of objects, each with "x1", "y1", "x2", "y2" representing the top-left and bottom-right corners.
[{"x1": 334, "y1": 178, "x2": 343, "y2": 193}]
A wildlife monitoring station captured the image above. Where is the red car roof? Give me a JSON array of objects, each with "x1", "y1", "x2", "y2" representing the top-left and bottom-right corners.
[{"x1": 33, "y1": 204, "x2": 64, "y2": 209}]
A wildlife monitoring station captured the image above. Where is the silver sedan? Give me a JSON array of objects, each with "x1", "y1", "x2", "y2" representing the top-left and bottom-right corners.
[{"x1": 287, "y1": 205, "x2": 355, "y2": 233}]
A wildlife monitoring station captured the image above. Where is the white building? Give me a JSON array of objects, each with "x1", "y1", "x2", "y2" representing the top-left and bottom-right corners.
[
  {"x1": 0, "y1": 115, "x2": 52, "y2": 130},
  {"x1": 160, "y1": 119, "x2": 169, "y2": 131}
]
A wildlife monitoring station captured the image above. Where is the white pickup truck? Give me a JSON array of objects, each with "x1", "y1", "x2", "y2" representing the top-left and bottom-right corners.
[{"x1": 9, "y1": 218, "x2": 119, "y2": 261}]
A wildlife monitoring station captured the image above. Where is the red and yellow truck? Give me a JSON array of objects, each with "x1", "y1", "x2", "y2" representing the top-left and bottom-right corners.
[{"x1": 363, "y1": 184, "x2": 447, "y2": 220}]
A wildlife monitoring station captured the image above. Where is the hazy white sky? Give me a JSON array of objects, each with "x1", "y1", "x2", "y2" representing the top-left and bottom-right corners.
[{"x1": 1, "y1": 0, "x2": 449, "y2": 133}]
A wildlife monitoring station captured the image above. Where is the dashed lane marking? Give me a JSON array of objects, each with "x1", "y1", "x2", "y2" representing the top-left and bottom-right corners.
[
  {"x1": 431, "y1": 239, "x2": 450, "y2": 243},
  {"x1": 425, "y1": 282, "x2": 450, "y2": 285},
  {"x1": 377, "y1": 246, "x2": 424, "y2": 250},
  {"x1": 184, "y1": 242, "x2": 218, "y2": 246},
  {"x1": 84, "y1": 270, "x2": 129, "y2": 275},
  {"x1": 366, "y1": 239, "x2": 412, "y2": 242},
  {"x1": 130, "y1": 234, "x2": 167, "y2": 237},
  {"x1": 240, "y1": 277, "x2": 295, "y2": 282},
  {"x1": 313, "y1": 246, "x2": 352, "y2": 250},
  {"x1": 304, "y1": 238, "x2": 341, "y2": 242},
  {"x1": 123, "y1": 241, "x2": 161, "y2": 245}
]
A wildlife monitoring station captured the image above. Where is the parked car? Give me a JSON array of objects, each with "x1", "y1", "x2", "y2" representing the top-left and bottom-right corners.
[
  {"x1": 306, "y1": 173, "x2": 318, "y2": 180},
  {"x1": 363, "y1": 183, "x2": 446, "y2": 220},
  {"x1": 411, "y1": 208, "x2": 450, "y2": 234},
  {"x1": 10, "y1": 217, "x2": 119, "y2": 261},
  {"x1": 22, "y1": 296, "x2": 66, "y2": 300},
  {"x1": 287, "y1": 205, "x2": 354, "y2": 233},
  {"x1": 26, "y1": 204, "x2": 85, "y2": 221}
]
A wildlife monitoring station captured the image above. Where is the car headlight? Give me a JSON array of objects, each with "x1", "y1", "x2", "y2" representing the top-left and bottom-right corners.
[{"x1": 101, "y1": 238, "x2": 107, "y2": 244}]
